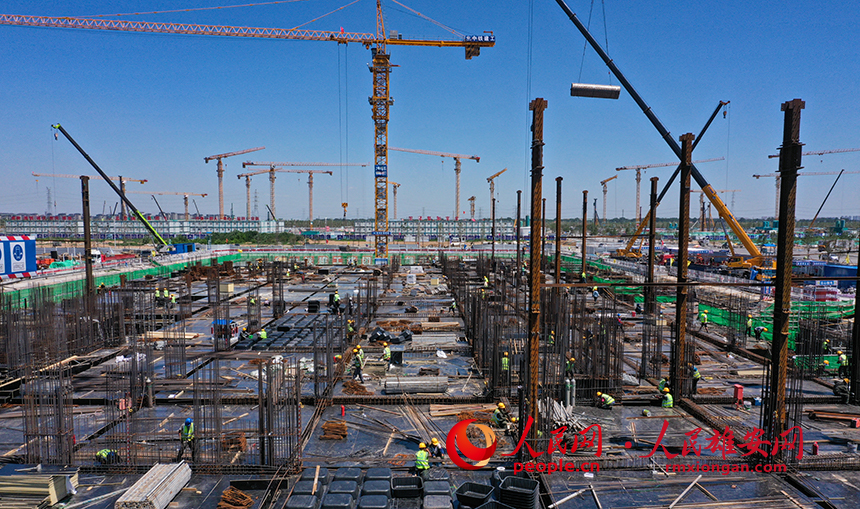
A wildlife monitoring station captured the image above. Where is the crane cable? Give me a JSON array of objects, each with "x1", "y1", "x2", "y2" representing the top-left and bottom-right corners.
[
  {"x1": 80, "y1": 0, "x2": 310, "y2": 18},
  {"x1": 577, "y1": 0, "x2": 611, "y2": 84}
]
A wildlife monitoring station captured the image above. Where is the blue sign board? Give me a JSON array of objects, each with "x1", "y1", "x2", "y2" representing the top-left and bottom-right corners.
[
  {"x1": 0, "y1": 237, "x2": 37, "y2": 278},
  {"x1": 375, "y1": 164, "x2": 387, "y2": 178}
]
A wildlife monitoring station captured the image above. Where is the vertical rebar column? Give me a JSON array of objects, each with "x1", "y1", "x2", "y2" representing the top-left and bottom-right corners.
[
  {"x1": 491, "y1": 197, "x2": 496, "y2": 266},
  {"x1": 581, "y1": 190, "x2": 588, "y2": 280},
  {"x1": 81, "y1": 176, "x2": 95, "y2": 300},
  {"x1": 851, "y1": 249, "x2": 860, "y2": 404},
  {"x1": 672, "y1": 133, "x2": 694, "y2": 397},
  {"x1": 515, "y1": 190, "x2": 522, "y2": 280},
  {"x1": 766, "y1": 98, "x2": 804, "y2": 446},
  {"x1": 541, "y1": 198, "x2": 547, "y2": 271},
  {"x1": 527, "y1": 98, "x2": 547, "y2": 440},
  {"x1": 555, "y1": 177, "x2": 563, "y2": 286},
  {"x1": 646, "y1": 177, "x2": 658, "y2": 315}
]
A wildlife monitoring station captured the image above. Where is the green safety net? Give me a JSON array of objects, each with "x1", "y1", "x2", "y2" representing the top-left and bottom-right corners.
[{"x1": 698, "y1": 300, "x2": 854, "y2": 351}]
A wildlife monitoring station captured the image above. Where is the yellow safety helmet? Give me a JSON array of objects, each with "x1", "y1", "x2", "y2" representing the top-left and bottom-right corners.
[
  {"x1": 511, "y1": 417, "x2": 518, "y2": 423},
  {"x1": 382, "y1": 342, "x2": 388, "y2": 347},
  {"x1": 663, "y1": 388, "x2": 670, "y2": 393},
  {"x1": 845, "y1": 378, "x2": 850, "y2": 384},
  {"x1": 824, "y1": 360, "x2": 830, "y2": 365},
  {"x1": 838, "y1": 350, "x2": 843, "y2": 355},
  {"x1": 353, "y1": 349, "x2": 358, "y2": 353},
  {"x1": 596, "y1": 391, "x2": 602, "y2": 397},
  {"x1": 747, "y1": 314, "x2": 752, "y2": 318},
  {"x1": 504, "y1": 351, "x2": 509, "y2": 356},
  {"x1": 570, "y1": 357, "x2": 575, "y2": 362},
  {"x1": 419, "y1": 443, "x2": 426, "y2": 449},
  {"x1": 498, "y1": 403, "x2": 505, "y2": 409},
  {"x1": 593, "y1": 286, "x2": 598, "y2": 291},
  {"x1": 357, "y1": 345, "x2": 363, "y2": 349},
  {"x1": 764, "y1": 328, "x2": 769, "y2": 332},
  {"x1": 703, "y1": 310, "x2": 708, "y2": 313},
  {"x1": 431, "y1": 438, "x2": 439, "y2": 445}
]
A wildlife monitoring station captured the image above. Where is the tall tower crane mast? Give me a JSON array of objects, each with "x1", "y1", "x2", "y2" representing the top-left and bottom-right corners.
[
  {"x1": 2, "y1": 5, "x2": 494, "y2": 261},
  {"x1": 388, "y1": 182, "x2": 401, "y2": 220},
  {"x1": 615, "y1": 157, "x2": 723, "y2": 223},
  {"x1": 127, "y1": 190, "x2": 207, "y2": 221},
  {"x1": 487, "y1": 168, "x2": 507, "y2": 212},
  {"x1": 599, "y1": 175, "x2": 617, "y2": 224},
  {"x1": 389, "y1": 147, "x2": 480, "y2": 221},
  {"x1": 467, "y1": 196, "x2": 476, "y2": 220},
  {"x1": 204, "y1": 147, "x2": 265, "y2": 220},
  {"x1": 32, "y1": 172, "x2": 147, "y2": 221}
]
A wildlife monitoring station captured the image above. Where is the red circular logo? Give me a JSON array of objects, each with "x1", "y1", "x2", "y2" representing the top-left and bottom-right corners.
[{"x1": 446, "y1": 419, "x2": 497, "y2": 470}]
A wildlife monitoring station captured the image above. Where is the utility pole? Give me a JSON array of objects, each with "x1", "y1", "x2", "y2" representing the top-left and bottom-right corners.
[{"x1": 526, "y1": 98, "x2": 547, "y2": 447}]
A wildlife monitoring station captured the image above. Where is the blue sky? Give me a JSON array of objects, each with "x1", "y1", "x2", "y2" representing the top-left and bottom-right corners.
[{"x1": 2, "y1": 1, "x2": 859, "y2": 222}]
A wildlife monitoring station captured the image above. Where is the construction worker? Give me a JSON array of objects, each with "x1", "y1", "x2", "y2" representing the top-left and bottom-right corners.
[
  {"x1": 381, "y1": 342, "x2": 392, "y2": 371},
  {"x1": 823, "y1": 339, "x2": 831, "y2": 354},
  {"x1": 176, "y1": 417, "x2": 196, "y2": 462},
  {"x1": 427, "y1": 437, "x2": 445, "y2": 459},
  {"x1": 580, "y1": 271, "x2": 586, "y2": 283},
  {"x1": 450, "y1": 300, "x2": 457, "y2": 314},
  {"x1": 754, "y1": 326, "x2": 768, "y2": 341},
  {"x1": 596, "y1": 391, "x2": 615, "y2": 410},
  {"x1": 746, "y1": 315, "x2": 753, "y2": 336},
  {"x1": 347, "y1": 320, "x2": 356, "y2": 338},
  {"x1": 481, "y1": 289, "x2": 486, "y2": 300},
  {"x1": 548, "y1": 330, "x2": 555, "y2": 346},
  {"x1": 635, "y1": 303, "x2": 643, "y2": 315},
  {"x1": 357, "y1": 344, "x2": 366, "y2": 364},
  {"x1": 699, "y1": 309, "x2": 709, "y2": 331},
  {"x1": 259, "y1": 328, "x2": 268, "y2": 341},
  {"x1": 492, "y1": 403, "x2": 509, "y2": 427},
  {"x1": 501, "y1": 352, "x2": 510, "y2": 374},
  {"x1": 415, "y1": 443, "x2": 430, "y2": 477},
  {"x1": 661, "y1": 388, "x2": 674, "y2": 408},
  {"x1": 592, "y1": 287, "x2": 599, "y2": 303},
  {"x1": 692, "y1": 367, "x2": 701, "y2": 394},
  {"x1": 98, "y1": 282, "x2": 106, "y2": 294},
  {"x1": 352, "y1": 349, "x2": 364, "y2": 383},
  {"x1": 833, "y1": 378, "x2": 850, "y2": 404},
  {"x1": 95, "y1": 448, "x2": 121, "y2": 464},
  {"x1": 483, "y1": 275, "x2": 489, "y2": 288},
  {"x1": 565, "y1": 356, "x2": 576, "y2": 378},
  {"x1": 658, "y1": 376, "x2": 670, "y2": 392},
  {"x1": 169, "y1": 293, "x2": 177, "y2": 310},
  {"x1": 816, "y1": 359, "x2": 830, "y2": 377},
  {"x1": 838, "y1": 351, "x2": 849, "y2": 378},
  {"x1": 250, "y1": 296, "x2": 256, "y2": 306},
  {"x1": 154, "y1": 287, "x2": 162, "y2": 306}
]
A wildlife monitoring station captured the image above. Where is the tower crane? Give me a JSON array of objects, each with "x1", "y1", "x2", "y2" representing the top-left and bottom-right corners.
[
  {"x1": 486, "y1": 168, "x2": 507, "y2": 212},
  {"x1": 389, "y1": 147, "x2": 480, "y2": 220},
  {"x1": 388, "y1": 182, "x2": 401, "y2": 220},
  {"x1": 615, "y1": 157, "x2": 723, "y2": 223},
  {"x1": 239, "y1": 164, "x2": 338, "y2": 225},
  {"x1": 204, "y1": 147, "x2": 265, "y2": 220},
  {"x1": 599, "y1": 175, "x2": 617, "y2": 224},
  {"x1": 468, "y1": 196, "x2": 476, "y2": 220},
  {"x1": 754, "y1": 164, "x2": 860, "y2": 220},
  {"x1": 0, "y1": 3, "x2": 495, "y2": 262},
  {"x1": 32, "y1": 172, "x2": 146, "y2": 220},
  {"x1": 127, "y1": 191, "x2": 207, "y2": 221}
]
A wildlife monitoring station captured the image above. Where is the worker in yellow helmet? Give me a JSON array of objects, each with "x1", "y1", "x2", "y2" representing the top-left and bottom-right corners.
[
  {"x1": 754, "y1": 326, "x2": 768, "y2": 341},
  {"x1": 380, "y1": 342, "x2": 392, "y2": 371},
  {"x1": 352, "y1": 349, "x2": 364, "y2": 383},
  {"x1": 833, "y1": 377, "x2": 850, "y2": 403},
  {"x1": 838, "y1": 350, "x2": 849, "y2": 378},
  {"x1": 661, "y1": 388, "x2": 674, "y2": 408},
  {"x1": 596, "y1": 391, "x2": 615, "y2": 410},
  {"x1": 565, "y1": 355, "x2": 576, "y2": 378},
  {"x1": 492, "y1": 403, "x2": 509, "y2": 427},
  {"x1": 698, "y1": 309, "x2": 709, "y2": 332},
  {"x1": 415, "y1": 442, "x2": 430, "y2": 476},
  {"x1": 746, "y1": 315, "x2": 753, "y2": 336},
  {"x1": 427, "y1": 437, "x2": 445, "y2": 459}
]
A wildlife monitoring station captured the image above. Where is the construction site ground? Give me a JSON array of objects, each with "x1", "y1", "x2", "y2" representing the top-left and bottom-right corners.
[{"x1": 0, "y1": 255, "x2": 858, "y2": 508}]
